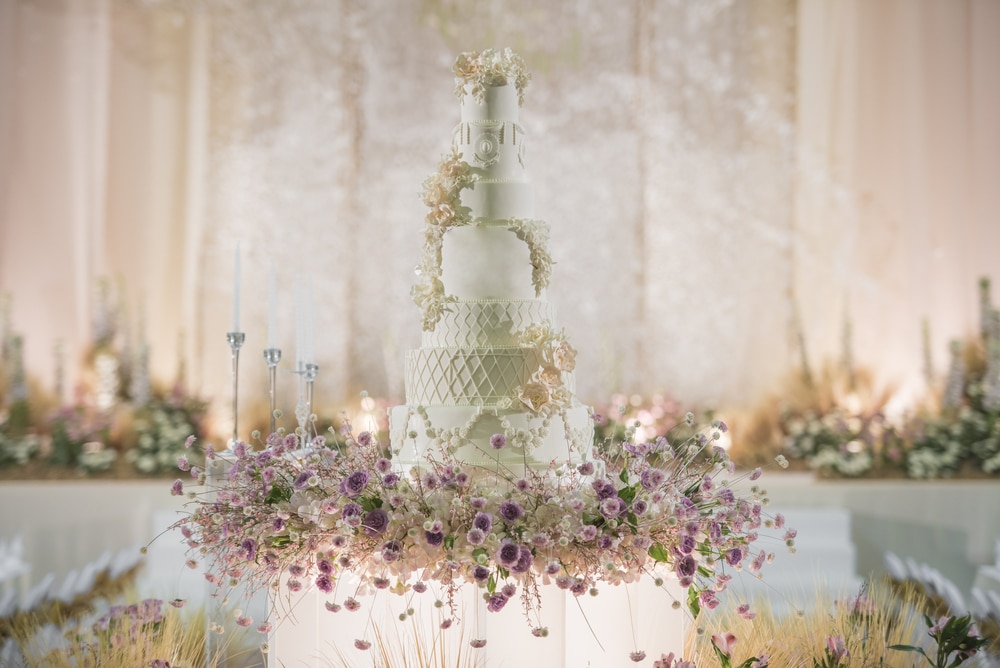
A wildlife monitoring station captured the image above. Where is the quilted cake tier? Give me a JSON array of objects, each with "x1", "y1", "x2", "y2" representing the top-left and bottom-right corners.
[
  {"x1": 404, "y1": 347, "x2": 575, "y2": 406},
  {"x1": 421, "y1": 299, "x2": 554, "y2": 348}
]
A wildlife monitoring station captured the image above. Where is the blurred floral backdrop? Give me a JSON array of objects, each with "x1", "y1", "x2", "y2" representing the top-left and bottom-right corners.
[{"x1": 1, "y1": 0, "x2": 997, "y2": 433}]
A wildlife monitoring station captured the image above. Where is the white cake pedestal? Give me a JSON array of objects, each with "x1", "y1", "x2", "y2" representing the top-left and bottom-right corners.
[{"x1": 267, "y1": 576, "x2": 689, "y2": 667}]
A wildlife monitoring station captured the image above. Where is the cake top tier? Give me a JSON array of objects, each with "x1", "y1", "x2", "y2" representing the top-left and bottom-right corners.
[{"x1": 453, "y1": 48, "x2": 530, "y2": 110}]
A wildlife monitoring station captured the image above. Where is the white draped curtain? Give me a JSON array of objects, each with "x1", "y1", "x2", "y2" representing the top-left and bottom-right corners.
[{"x1": 1, "y1": 0, "x2": 997, "y2": 434}]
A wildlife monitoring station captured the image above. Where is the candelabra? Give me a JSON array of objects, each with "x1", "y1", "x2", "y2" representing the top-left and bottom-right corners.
[
  {"x1": 226, "y1": 332, "x2": 246, "y2": 448},
  {"x1": 263, "y1": 348, "x2": 282, "y2": 435}
]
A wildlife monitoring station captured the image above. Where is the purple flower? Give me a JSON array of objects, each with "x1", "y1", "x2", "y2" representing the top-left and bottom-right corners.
[
  {"x1": 472, "y1": 565, "x2": 491, "y2": 582},
  {"x1": 294, "y1": 470, "x2": 315, "y2": 490},
  {"x1": 470, "y1": 496, "x2": 488, "y2": 510},
  {"x1": 726, "y1": 547, "x2": 743, "y2": 567},
  {"x1": 486, "y1": 594, "x2": 508, "y2": 612},
  {"x1": 382, "y1": 472, "x2": 400, "y2": 488},
  {"x1": 316, "y1": 573, "x2": 333, "y2": 594},
  {"x1": 511, "y1": 546, "x2": 534, "y2": 574},
  {"x1": 176, "y1": 456, "x2": 190, "y2": 471},
  {"x1": 283, "y1": 433, "x2": 299, "y2": 450},
  {"x1": 497, "y1": 541, "x2": 521, "y2": 567},
  {"x1": 272, "y1": 518, "x2": 286, "y2": 532},
  {"x1": 577, "y1": 525, "x2": 598, "y2": 541},
  {"x1": 598, "y1": 535, "x2": 614, "y2": 550},
  {"x1": 466, "y1": 528, "x2": 486, "y2": 545},
  {"x1": 600, "y1": 497, "x2": 625, "y2": 519},
  {"x1": 317, "y1": 559, "x2": 333, "y2": 574},
  {"x1": 375, "y1": 458, "x2": 392, "y2": 473},
  {"x1": 678, "y1": 534, "x2": 696, "y2": 555},
  {"x1": 499, "y1": 501, "x2": 524, "y2": 523},
  {"x1": 234, "y1": 441, "x2": 247, "y2": 459},
  {"x1": 675, "y1": 555, "x2": 697, "y2": 579},
  {"x1": 501, "y1": 583, "x2": 517, "y2": 597},
  {"x1": 515, "y1": 478, "x2": 530, "y2": 492},
  {"x1": 341, "y1": 502, "x2": 363, "y2": 525},
  {"x1": 473, "y1": 512, "x2": 493, "y2": 533},
  {"x1": 339, "y1": 471, "x2": 370, "y2": 497},
  {"x1": 577, "y1": 461, "x2": 595, "y2": 476},
  {"x1": 592, "y1": 478, "x2": 617, "y2": 500},
  {"x1": 381, "y1": 541, "x2": 402, "y2": 563},
  {"x1": 261, "y1": 467, "x2": 276, "y2": 485},
  {"x1": 490, "y1": 433, "x2": 507, "y2": 449},
  {"x1": 632, "y1": 499, "x2": 648, "y2": 515},
  {"x1": 170, "y1": 479, "x2": 183, "y2": 496},
  {"x1": 363, "y1": 508, "x2": 389, "y2": 536},
  {"x1": 640, "y1": 468, "x2": 665, "y2": 490},
  {"x1": 357, "y1": 431, "x2": 373, "y2": 447},
  {"x1": 425, "y1": 530, "x2": 445, "y2": 546},
  {"x1": 421, "y1": 472, "x2": 440, "y2": 490},
  {"x1": 240, "y1": 537, "x2": 257, "y2": 561},
  {"x1": 184, "y1": 435, "x2": 196, "y2": 449}
]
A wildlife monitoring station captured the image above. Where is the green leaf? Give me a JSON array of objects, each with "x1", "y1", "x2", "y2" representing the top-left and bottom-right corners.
[
  {"x1": 648, "y1": 543, "x2": 670, "y2": 563},
  {"x1": 443, "y1": 534, "x2": 456, "y2": 550},
  {"x1": 265, "y1": 484, "x2": 291, "y2": 505},
  {"x1": 359, "y1": 496, "x2": 383, "y2": 512},
  {"x1": 618, "y1": 485, "x2": 637, "y2": 505},
  {"x1": 687, "y1": 586, "x2": 701, "y2": 618},
  {"x1": 619, "y1": 468, "x2": 629, "y2": 484},
  {"x1": 471, "y1": 547, "x2": 488, "y2": 564},
  {"x1": 487, "y1": 572, "x2": 497, "y2": 595}
]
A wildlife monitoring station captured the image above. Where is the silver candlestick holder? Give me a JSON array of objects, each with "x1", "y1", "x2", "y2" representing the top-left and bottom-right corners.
[
  {"x1": 263, "y1": 348, "x2": 281, "y2": 436},
  {"x1": 226, "y1": 332, "x2": 245, "y2": 449},
  {"x1": 294, "y1": 362, "x2": 319, "y2": 446}
]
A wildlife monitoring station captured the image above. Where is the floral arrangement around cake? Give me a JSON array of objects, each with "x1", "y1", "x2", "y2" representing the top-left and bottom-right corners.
[{"x1": 169, "y1": 412, "x2": 793, "y2": 659}]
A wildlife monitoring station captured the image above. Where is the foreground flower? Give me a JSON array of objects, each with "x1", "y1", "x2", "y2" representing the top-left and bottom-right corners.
[{"x1": 712, "y1": 632, "x2": 738, "y2": 656}]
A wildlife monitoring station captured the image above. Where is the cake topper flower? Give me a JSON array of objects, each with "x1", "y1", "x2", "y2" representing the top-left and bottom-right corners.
[{"x1": 454, "y1": 48, "x2": 531, "y2": 106}]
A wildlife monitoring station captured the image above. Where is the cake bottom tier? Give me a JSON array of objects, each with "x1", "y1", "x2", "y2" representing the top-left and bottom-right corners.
[{"x1": 388, "y1": 404, "x2": 593, "y2": 474}]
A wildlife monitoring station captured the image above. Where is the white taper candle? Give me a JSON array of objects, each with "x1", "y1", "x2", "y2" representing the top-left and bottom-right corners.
[
  {"x1": 267, "y1": 264, "x2": 277, "y2": 349},
  {"x1": 232, "y1": 243, "x2": 241, "y2": 332}
]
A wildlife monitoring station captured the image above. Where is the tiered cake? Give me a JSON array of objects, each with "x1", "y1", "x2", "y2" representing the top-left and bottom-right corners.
[{"x1": 389, "y1": 49, "x2": 593, "y2": 471}]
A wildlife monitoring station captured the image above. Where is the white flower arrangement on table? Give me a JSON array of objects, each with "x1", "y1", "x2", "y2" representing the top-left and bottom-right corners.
[
  {"x1": 453, "y1": 48, "x2": 530, "y2": 106},
  {"x1": 168, "y1": 415, "x2": 794, "y2": 660}
]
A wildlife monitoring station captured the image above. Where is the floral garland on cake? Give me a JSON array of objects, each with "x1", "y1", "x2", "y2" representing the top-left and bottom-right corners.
[
  {"x1": 454, "y1": 48, "x2": 530, "y2": 106},
  {"x1": 167, "y1": 419, "x2": 794, "y2": 656},
  {"x1": 413, "y1": 149, "x2": 475, "y2": 331},
  {"x1": 506, "y1": 218, "x2": 552, "y2": 297}
]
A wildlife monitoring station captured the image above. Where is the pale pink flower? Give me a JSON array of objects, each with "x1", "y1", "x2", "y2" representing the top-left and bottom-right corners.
[
  {"x1": 826, "y1": 635, "x2": 849, "y2": 660},
  {"x1": 712, "y1": 632, "x2": 738, "y2": 656}
]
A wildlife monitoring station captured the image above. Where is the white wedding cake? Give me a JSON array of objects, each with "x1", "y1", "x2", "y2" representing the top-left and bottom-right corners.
[{"x1": 389, "y1": 49, "x2": 593, "y2": 472}]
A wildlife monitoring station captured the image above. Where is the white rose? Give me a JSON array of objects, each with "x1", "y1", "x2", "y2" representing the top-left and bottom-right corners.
[
  {"x1": 518, "y1": 382, "x2": 551, "y2": 413},
  {"x1": 552, "y1": 341, "x2": 577, "y2": 372}
]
